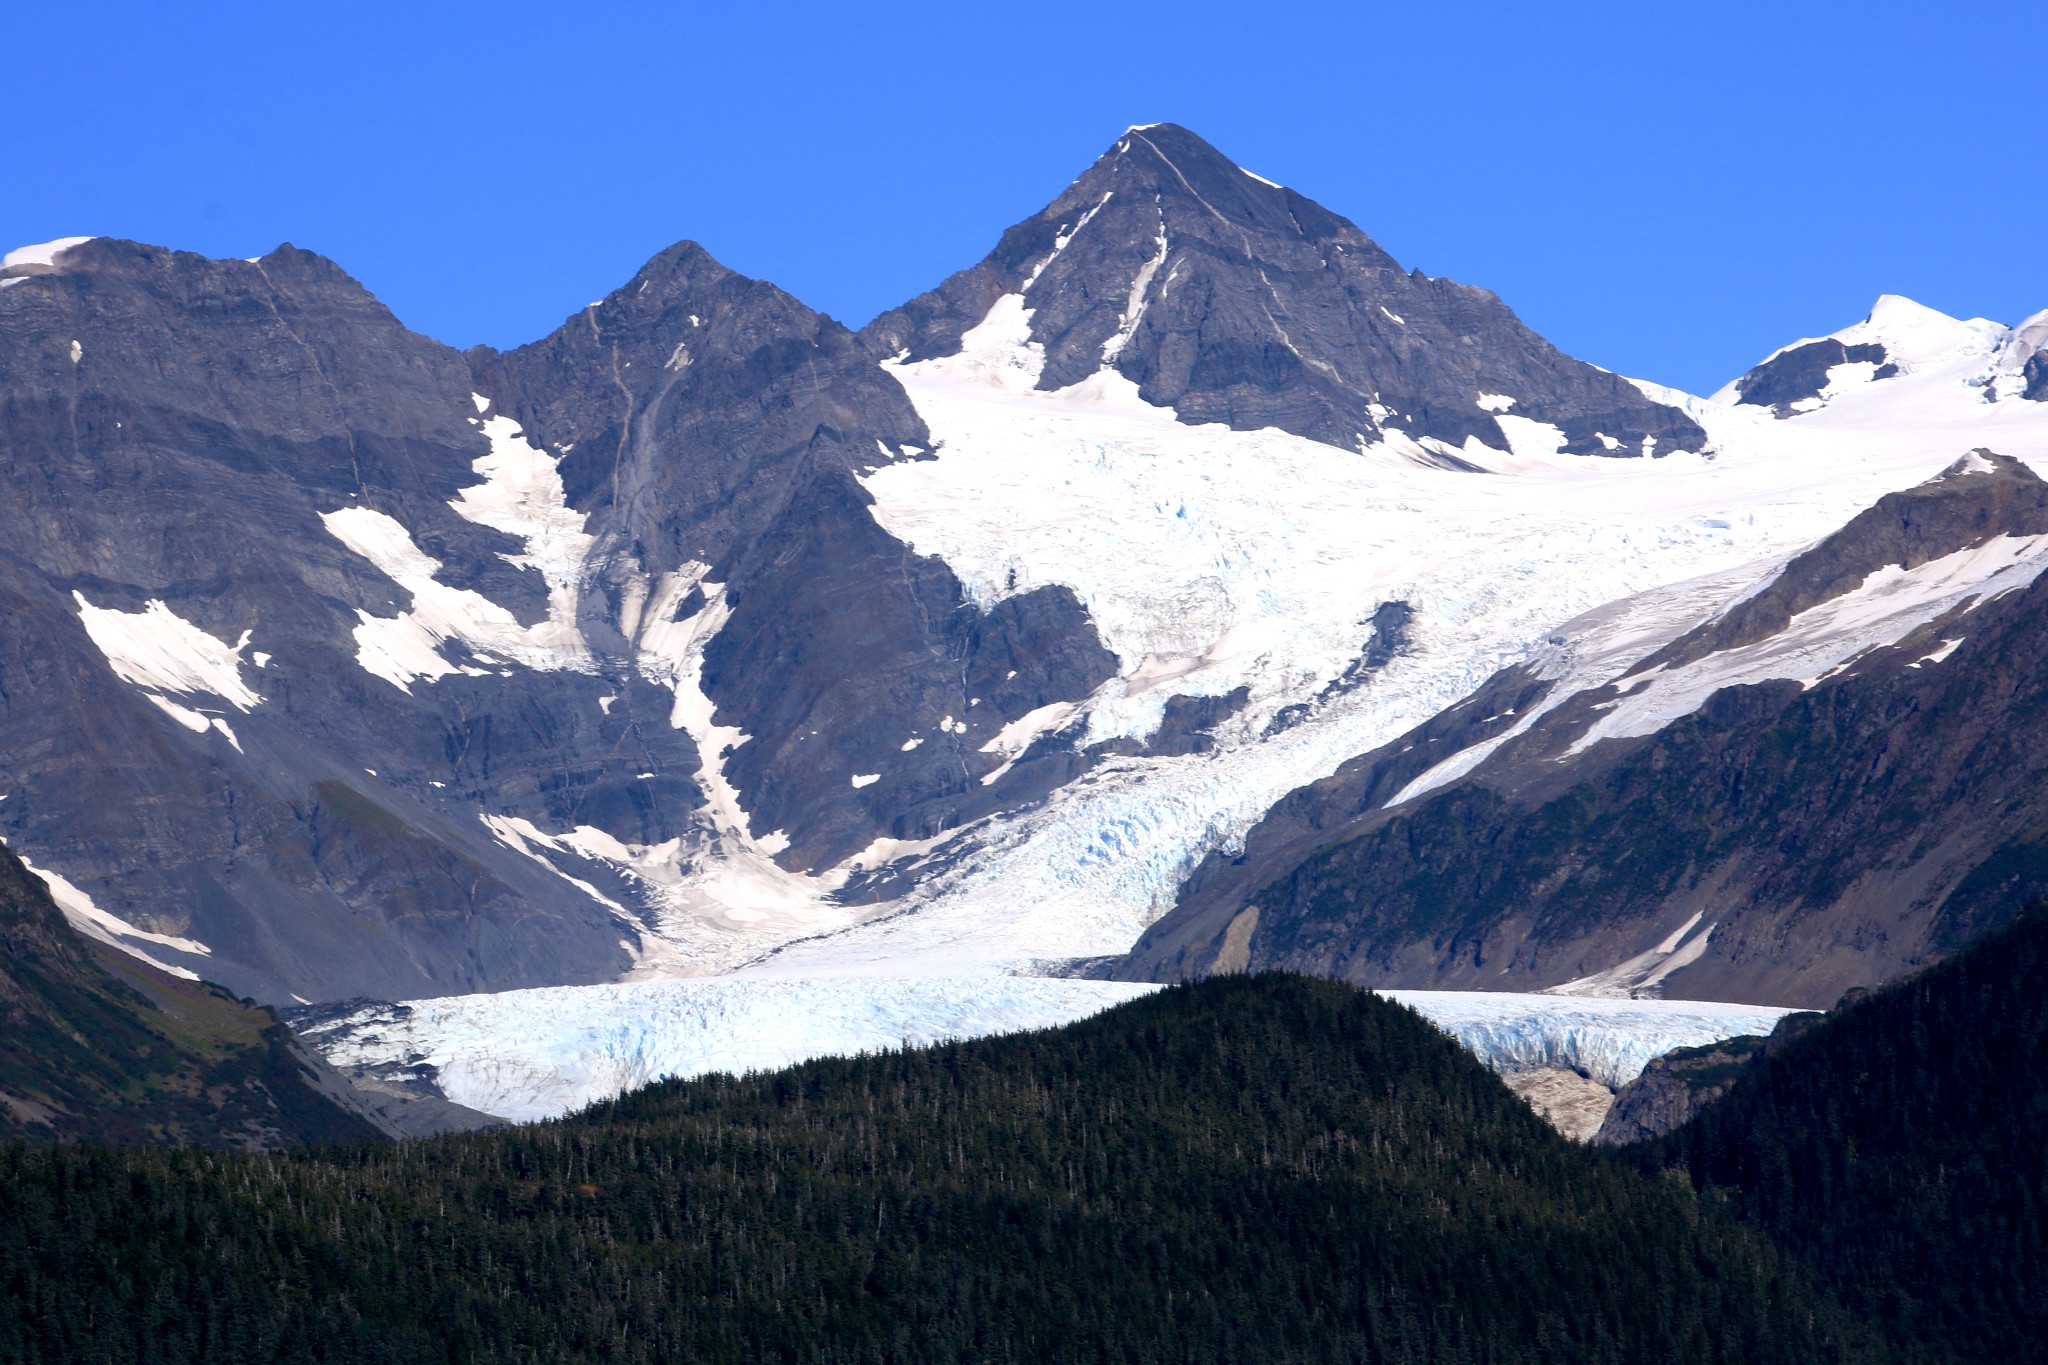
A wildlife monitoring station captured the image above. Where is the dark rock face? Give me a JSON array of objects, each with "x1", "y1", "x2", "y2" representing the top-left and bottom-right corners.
[
  {"x1": 0, "y1": 235, "x2": 1122, "y2": 1001},
  {"x1": 1117, "y1": 453, "x2": 2048, "y2": 1005},
  {"x1": 0, "y1": 239, "x2": 653, "y2": 1004},
  {"x1": 471, "y1": 240, "x2": 931, "y2": 590},
  {"x1": 1592, "y1": 1012, "x2": 1818, "y2": 1145},
  {"x1": 1730, "y1": 338, "x2": 1897, "y2": 415},
  {"x1": 478, "y1": 241, "x2": 1120, "y2": 871},
  {"x1": 864, "y1": 124, "x2": 1705, "y2": 459},
  {"x1": 1139, "y1": 687, "x2": 1252, "y2": 758},
  {"x1": 0, "y1": 839, "x2": 390, "y2": 1148},
  {"x1": 699, "y1": 462, "x2": 1117, "y2": 868},
  {"x1": 2025, "y1": 351, "x2": 2048, "y2": 402}
]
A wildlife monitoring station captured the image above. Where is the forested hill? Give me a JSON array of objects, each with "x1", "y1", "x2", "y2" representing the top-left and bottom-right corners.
[
  {"x1": 0, "y1": 842, "x2": 388, "y2": 1149},
  {"x1": 0, "y1": 974, "x2": 1871, "y2": 1365},
  {"x1": 1633, "y1": 905, "x2": 2048, "y2": 1362}
]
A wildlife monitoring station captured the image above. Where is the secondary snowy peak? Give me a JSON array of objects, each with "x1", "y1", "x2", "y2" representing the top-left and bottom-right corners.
[
  {"x1": 1719, "y1": 294, "x2": 2025, "y2": 416},
  {"x1": 862, "y1": 123, "x2": 1704, "y2": 460}
]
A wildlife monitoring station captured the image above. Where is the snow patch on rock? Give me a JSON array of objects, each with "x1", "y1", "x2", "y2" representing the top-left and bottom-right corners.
[
  {"x1": 17, "y1": 855, "x2": 211, "y2": 981},
  {"x1": 73, "y1": 595, "x2": 263, "y2": 723}
]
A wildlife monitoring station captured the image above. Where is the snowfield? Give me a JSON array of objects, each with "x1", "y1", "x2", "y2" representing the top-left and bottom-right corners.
[{"x1": 771, "y1": 290, "x2": 2048, "y2": 976}]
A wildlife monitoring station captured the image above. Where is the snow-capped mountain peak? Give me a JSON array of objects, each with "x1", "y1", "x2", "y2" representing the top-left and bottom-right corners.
[
  {"x1": 1716, "y1": 294, "x2": 2031, "y2": 415},
  {"x1": 861, "y1": 124, "x2": 1704, "y2": 460}
]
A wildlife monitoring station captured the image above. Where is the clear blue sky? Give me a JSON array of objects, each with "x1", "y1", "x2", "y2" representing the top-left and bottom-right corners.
[{"x1": 7, "y1": 1, "x2": 2043, "y2": 394}]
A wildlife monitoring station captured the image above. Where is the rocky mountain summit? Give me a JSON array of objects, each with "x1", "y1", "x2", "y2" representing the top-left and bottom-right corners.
[{"x1": 864, "y1": 123, "x2": 1705, "y2": 459}]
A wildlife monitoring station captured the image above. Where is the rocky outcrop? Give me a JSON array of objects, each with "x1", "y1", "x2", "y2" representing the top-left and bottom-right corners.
[
  {"x1": 1499, "y1": 1067, "x2": 1616, "y2": 1142},
  {"x1": 1729, "y1": 339, "x2": 1897, "y2": 415},
  {"x1": 864, "y1": 124, "x2": 1704, "y2": 459},
  {"x1": 1592, "y1": 1011, "x2": 1820, "y2": 1145}
]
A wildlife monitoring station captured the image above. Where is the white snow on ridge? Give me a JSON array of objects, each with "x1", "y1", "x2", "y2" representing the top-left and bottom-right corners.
[
  {"x1": 1387, "y1": 556, "x2": 1788, "y2": 807},
  {"x1": 1397, "y1": 520, "x2": 2048, "y2": 806},
  {"x1": 1566, "y1": 532, "x2": 2048, "y2": 755},
  {"x1": 1, "y1": 236, "x2": 94, "y2": 271},
  {"x1": 17, "y1": 855, "x2": 211, "y2": 981},
  {"x1": 298, "y1": 974, "x2": 1803, "y2": 1122}
]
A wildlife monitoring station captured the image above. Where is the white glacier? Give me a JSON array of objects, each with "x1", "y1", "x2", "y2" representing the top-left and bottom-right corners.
[
  {"x1": 300, "y1": 975, "x2": 1164, "y2": 1122},
  {"x1": 298, "y1": 974, "x2": 1804, "y2": 1123},
  {"x1": 737, "y1": 288, "x2": 2048, "y2": 982},
  {"x1": 1379, "y1": 991, "x2": 1804, "y2": 1090}
]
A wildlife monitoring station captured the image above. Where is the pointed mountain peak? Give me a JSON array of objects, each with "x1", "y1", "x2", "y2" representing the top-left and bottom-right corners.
[
  {"x1": 1039, "y1": 123, "x2": 1378, "y2": 270},
  {"x1": 1724, "y1": 295, "x2": 2011, "y2": 416},
  {"x1": 864, "y1": 125, "x2": 1702, "y2": 459}
]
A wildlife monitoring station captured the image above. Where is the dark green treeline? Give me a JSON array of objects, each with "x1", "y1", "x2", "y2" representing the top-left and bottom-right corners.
[
  {"x1": 0, "y1": 974, "x2": 1869, "y2": 1364},
  {"x1": 1633, "y1": 906, "x2": 2048, "y2": 1363}
]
